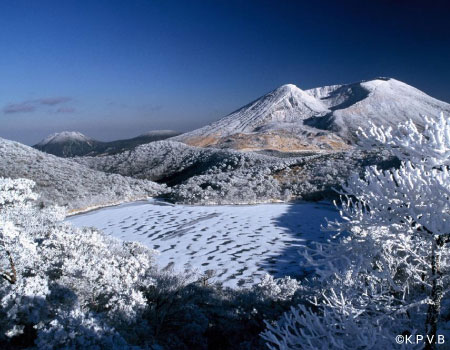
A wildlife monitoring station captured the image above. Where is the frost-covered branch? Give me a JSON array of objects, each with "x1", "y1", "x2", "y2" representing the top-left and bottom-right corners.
[
  {"x1": 0, "y1": 250, "x2": 16, "y2": 284},
  {"x1": 263, "y1": 113, "x2": 450, "y2": 350}
]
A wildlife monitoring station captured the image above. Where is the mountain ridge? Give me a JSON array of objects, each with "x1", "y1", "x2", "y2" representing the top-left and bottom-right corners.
[
  {"x1": 36, "y1": 131, "x2": 96, "y2": 146},
  {"x1": 173, "y1": 78, "x2": 450, "y2": 151},
  {"x1": 33, "y1": 130, "x2": 180, "y2": 157},
  {"x1": 0, "y1": 137, "x2": 164, "y2": 211}
]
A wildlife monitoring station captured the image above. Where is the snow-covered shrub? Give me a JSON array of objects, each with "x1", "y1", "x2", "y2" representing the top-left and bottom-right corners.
[
  {"x1": 254, "y1": 275, "x2": 301, "y2": 302},
  {"x1": 262, "y1": 292, "x2": 420, "y2": 350},
  {"x1": 0, "y1": 177, "x2": 305, "y2": 349},
  {"x1": 0, "y1": 177, "x2": 157, "y2": 349},
  {"x1": 75, "y1": 139, "x2": 396, "y2": 205},
  {"x1": 171, "y1": 169, "x2": 284, "y2": 205},
  {"x1": 137, "y1": 268, "x2": 304, "y2": 350},
  {"x1": 263, "y1": 113, "x2": 450, "y2": 350},
  {"x1": 34, "y1": 306, "x2": 130, "y2": 350}
]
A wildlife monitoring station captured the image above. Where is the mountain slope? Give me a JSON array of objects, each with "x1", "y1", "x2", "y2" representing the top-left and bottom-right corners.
[
  {"x1": 173, "y1": 78, "x2": 450, "y2": 151},
  {"x1": 0, "y1": 137, "x2": 164, "y2": 212},
  {"x1": 34, "y1": 130, "x2": 180, "y2": 157},
  {"x1": 74, "y1": 140, "x2": 287, "y2": 184},
  {"x1": 74, "y1": 139, "x2": 395, "y2": 205},
  {"x1": 34, "y1": 131, "x2": 100, "y2": 157},
  {"x1": 172, "y1": 84, "x2": 347, "y2": 152},
  {"x1": 92, "y1": 130, "x2": 181, "y2": 156},
  {"x1": 304, "y1": 78, "x2": 450, "y2": 139}
]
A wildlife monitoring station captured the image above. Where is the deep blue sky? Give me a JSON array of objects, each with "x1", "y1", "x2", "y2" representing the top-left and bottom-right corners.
[{"x1": 1, "y1": 0, "x2": 450, "y2": 144}]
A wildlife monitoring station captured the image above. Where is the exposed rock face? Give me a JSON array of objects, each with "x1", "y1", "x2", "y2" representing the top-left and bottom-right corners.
[{"x1": 173, "y1": 78, "x2": 450, "y2": 152}]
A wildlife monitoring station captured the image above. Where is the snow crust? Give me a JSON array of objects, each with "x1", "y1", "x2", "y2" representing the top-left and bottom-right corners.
[{"x1": 68, "y1": 200, "x2": 339, "y2": 287}]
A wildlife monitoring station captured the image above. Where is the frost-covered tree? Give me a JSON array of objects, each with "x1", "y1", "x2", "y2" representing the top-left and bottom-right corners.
[
  {"x1": 74, "y1": 139, "x2": 393, "y2": 205},
  {"x1": 0, "y1": 177, "x2": 305, "y2": 349},
  {"x1": 0, "y1": 178, "x2": 37, "y2": 285},
  {"x1": 0, "y1": 177, "x2": 158, "y2": 348},
  {"x1": 356, "y1": 113, "x2": 450, "y2": 349},
  {"x1": 263, "y1": 113, "x2": 450, "y2": 350}
]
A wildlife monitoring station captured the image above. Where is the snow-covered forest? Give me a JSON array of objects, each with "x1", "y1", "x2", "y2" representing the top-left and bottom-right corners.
[
  {"x1": 74, "y1": 140, "x2": 396, "y2": 205},
  {"x1": 0, "y1": 138, "x2": 165, "y2": 212},
  {"x1": 0, "y1": 134, "x2": 397, "y2": 211},
  {"x1": 2, "y1": 113, "x2": 450, "y2": 349}
]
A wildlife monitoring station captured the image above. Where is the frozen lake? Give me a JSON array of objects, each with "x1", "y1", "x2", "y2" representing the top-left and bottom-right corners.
[{"x1": 67, "y1": 200, "x2": 340, "y2": 287}]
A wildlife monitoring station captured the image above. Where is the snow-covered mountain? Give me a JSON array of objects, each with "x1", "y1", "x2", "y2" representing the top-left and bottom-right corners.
[
  {"x1": 304, "y1": 78, "x2": 450, "y2": 138},
  {"x1": 172, "y1": 84, "x2": 346, "y2": 152},
  {"x1": 95, "y1": 130, "x2": 180, "y2": 156},
  {"x1": 34, "y1": 130, "x2": 180, "y2": 157},
  {"x1": 36, "y1": 131, "x2": 94, "y2": 145},
  {"x1": 173, "y1": 78, "x2": 450, "y2": 151},
  {"x1": 0, "y1": 137, "x2": 164, "y2": 212},
  {"x1": 34, "y1": 131, "x2": 99, "y2": 157}
]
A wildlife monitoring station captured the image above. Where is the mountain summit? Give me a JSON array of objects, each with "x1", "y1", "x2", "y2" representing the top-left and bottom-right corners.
[
  {"x1": 35, "y1": 131, "x2": 99, "y2": 157},
  {"x1": 304, "y1": 78, "x2": 450, "y2": 137},
  {"x1": 36, "y1": 131, "x2": 95, "y2": 146},
  {"x1": 172, "y1": 83, "x2": 342, "y2": 152},
  {"x1": 217, "y1": 83, "x2": 329, "y2": 132},
  {"x1": 173, "y1": 78, "x2": 450, "y2": 152}
]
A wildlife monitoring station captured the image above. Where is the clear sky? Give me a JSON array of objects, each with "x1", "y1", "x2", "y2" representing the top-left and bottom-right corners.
[{"x1": 1, "y1": 0, "x2": 450, "y2": 144}]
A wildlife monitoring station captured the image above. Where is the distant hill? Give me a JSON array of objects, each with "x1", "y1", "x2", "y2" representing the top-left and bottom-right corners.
[
  {"x1": 34, "y1": 130, "x2": 180, "y2": 157},
  {"x1": 172, "y1": 78, "x2": 450, "y2": 152}
]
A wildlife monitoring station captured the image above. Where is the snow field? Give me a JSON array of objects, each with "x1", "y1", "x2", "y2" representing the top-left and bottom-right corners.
[{"x1": 68, "y1": 200, "x2": 339, "y2": 287}]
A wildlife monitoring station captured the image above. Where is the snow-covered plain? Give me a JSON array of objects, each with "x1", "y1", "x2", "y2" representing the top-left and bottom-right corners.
[{"x1": 67, "y1": 200, "x2": 339, "y2": 287}]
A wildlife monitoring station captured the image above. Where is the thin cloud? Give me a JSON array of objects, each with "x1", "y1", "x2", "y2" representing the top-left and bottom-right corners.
[
  {"x1": 4, "y1": 102, "x2": 36, "y2": 114},
  {"x1": 3, "y1": 97, "x2": 73, "y2": 114},
  {"x1": 38, "y1": 97, "x2": 72, "y2": 106}
]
